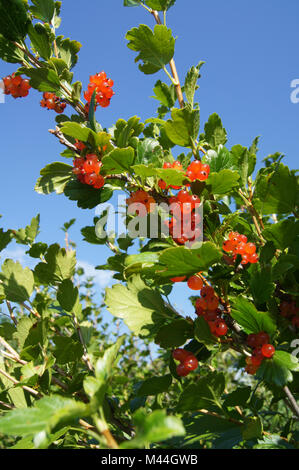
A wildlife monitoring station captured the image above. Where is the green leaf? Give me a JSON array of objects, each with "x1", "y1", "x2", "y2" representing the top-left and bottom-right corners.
[
  {"x1": 64, "y1": 180, "x2": 113, "y2": 209},
  {"x1": 0, "y1": 34, "x2": 25, "y2": 63},
  {"x1": 81, "y1": 225, "x2": 105, "y2": 245},
  {"x1": 35, "y1": 162, "x2": 73, "y2": 195},
  {"x1": 248, "y1": 264, "x2": 275, "y2": 306},
  {"x1": 201, "y1": 113, "x2": 227, "y2": 149},
  {"x1": 145, "y1": 0, "x2": 176, "y2": 10},
  {"x1": 137, "y1": 375, "x2": 172, "y2": 396},
  {"x1": 155, "y1": 243, "x2": 222, "y2": 279},
  {"x1": 126, "y1": 24, "x2": 175, "y2": 74},
  {"x1": 27, "y1": 242, "x2": 48, "y2": 259},
  {"x1": 207, "y1": 169, "x2": 240, "y2": 195},
  {"x1": 177, "y1": 372, "x2": 225, "y2": 412},
  {"x1": 0, "y1": 260, "x2": 34, "y2": 302},
  {"x1": 18, "y1": 67, "x2": 61, "y2": 94},
  {"x1": 95, "y1": 336, "x2": 126, "y2": 384},
  {"x1": 14, "y1": 214, "x2": 40, "y2": 246},
  {"x1": 57, "y1": 279, "x2": 80, "y2": 312},
  {"x1": 262, "y1": 218, "x2": 299, "y2": 250},
  {"x1": 254, "y1": 163, "x2": 298, "y2": 214},
  {"x1": 34, "y1": 244, "x2": 76, "y2": 284},
  {"x1": 194, "y1": 316, "x2": 218, "y2": 349},
  {"x1": 60, "y1": 122, "x2": 97, "y2": 143},
  {"x1": 56, "y1": 35, "x2": 81, "y2": 69},
  {"x1": 53, "y1": 336, "x2": 84, "y2": 364},
  {"x1": 105, "y1": 275, "x2": 175, "y2": 335},
  {"x1": 29, "y1": 0, "x2": 55, "y2": 23},
  {"x1": 231, "y1": 298, "x2": 276, "y2": 335},
  {"x1": 242, "y1": 416, "x2": 263, "y2": 441},
  {"x1": 121, "y1": 409, "x2": 185, "y2": 449},
  {"x1": 135, "y1": 138, "x2": 163, "y2": 166},
  {"x1": 184, "y1": 62, "x2": 204, "y2": 108},
  {"x1": 28, "y1": 23, "x2": 52, "y2": 60},
  {"x1": 223, "y1": 386, "x2": 251, "y2": 407},
  {"x1": 230, "y1": 145, "x2": 253, "y2": 189},
  {"x1": 152, "y1": 79, "x2": 176, "y2": 108},
  {"x1": 203, "y1": 147, "x2": 237, "y2": 173},
  {"x1": 256, "y1": 351, "x2": 299, "y2": 387},
  {"x1": 0, "y1": 0, "x2": 29, "y2": 41},
  {"x1": 0, "y1": 228, "x2": 12, "y2": 252},
  {"x1": 155, "y1": 319, "x2": 194, "y2": 348},
  {"x1": 113, "y1": 116, "x2": 144, "y2": 148},
  {"x1": 13, "y1": 316, "x2": 34, "y2": 350},
  {"x1": 164, "y1": 107, "x2": 200, "y2": 147},
  {"x1": 180, "y1": 413, "x2": 242, "y2": 449},
  {"x1": 0, "y1": 395, "x2": 88, "y2": 437},
  {"x1": 124, "y1": 0, "x2": 141, "y2": 6},
  {"x1": 102, "y1": 147, "x2": 135, "y2": 174}
]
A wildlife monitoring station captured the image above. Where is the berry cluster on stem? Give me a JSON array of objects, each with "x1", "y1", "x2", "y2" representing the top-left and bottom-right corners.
[{"x1": 172, "y1": 348, "x2": 198, "y2": 377}]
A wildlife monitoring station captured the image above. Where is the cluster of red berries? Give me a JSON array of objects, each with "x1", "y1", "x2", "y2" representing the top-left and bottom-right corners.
[
  {"x1": 158, "y1": 160, "x2": 210, "y2": 191},
  {"x1": 279, "y1": 300, "x2": 299, "y2": 328},
  {"x1": 164, "y1": 190, "x2": 201, "y2": 245},
  {"x1": 84, "y1": 72, "x2": 114, "y2": 111},
  {"x1": 245, "y1": 331, "x2": 275, "y2": 375},
  {"x1": 186, "y1": 160, "x2": 210, "y2": 182},
  {"x1": 73, "y1": 154, "x2": 105, "y2": 189},
  {"x1": 3, "y1": 74, "x2": 31, "y2": 98},
  {"x1": 172, "y1": 348, "x2": 198, "y2": 377},
  {"x1": 40, "y1": 92, "x2": 66, "y2": 114},
  {"x1": 158, "y1": 161, "x2": 184, "y2": 190},
  {"x1": 126, "y1": 190, "x2": 155, "y2": 216},
  {"x1": 195, "y1": 285, "x2": 228, "y2": 337},
  {"x1": 223, "y1": 232, "x2": 259, "y2": 265}
]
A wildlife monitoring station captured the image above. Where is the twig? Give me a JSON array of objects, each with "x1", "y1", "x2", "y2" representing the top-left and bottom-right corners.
[
  {"x1": 49, "y1": 127, "x2": 78, "y2": 152},
  {"x1": 0, "y1": 368, "x2": 41, "y2": 397},
  {"x1": 6, "y1": 301, "x2": 17, "y2": 326},
  {"x1": 0, "y1": 400, "x2": 15, "y2": 410},
  {"x1": 21, "y1": 302, "x2": 41, "y2": 319},
  {"x1": 283, "y1": 386, "x2": 299, "y2": 419}
]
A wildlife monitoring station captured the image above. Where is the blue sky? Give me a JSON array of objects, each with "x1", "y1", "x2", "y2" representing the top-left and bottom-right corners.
[{"x1": 0, "y1": 0, "x2": 299, "y2": 315}]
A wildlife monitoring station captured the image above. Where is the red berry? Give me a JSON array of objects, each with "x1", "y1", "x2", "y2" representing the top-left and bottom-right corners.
[
  {"x1": 245, "y1": 243, "x2": 256, "y2": 255},
  {"x1": 196, "y1": 297, "x2": 208, "y2": 310},
  {"x1": 261, "y1": 344, "x2": 275, "y2": 359},
  {"x1": 187, "y1": 275, "x2": 203, "y2": 291},
  {"x1": 206, "y1": 295, "x2": 219, "y2": 310},
  {"x1": 200, "y1": 286, "x2": 215, "y2": 299},
  {"x1": 204, "y1": 310, "x2": 220, "y2": 321},
  {"x1": 163, "y1": 162, "x2": 172, "y2": 169},
  {"x1": 251, "y1": 347, "x2": 264, "y2": 366},
  {"x1": 170, "y1": 276, "x2": 186, "y2": 283},
  {"x1": 177, "y1": 190, "x2": 191, "y2": 204},
  {"x1": 215, "y1": 321, "x2": 228, "y2": 336},
  {"x1": 158, "y1": 179, "x2": 167, "y2": 190},
  {"x1": 172, "y1": 348, "x2": 190, "y2": 362},
  {"x1": 256, "y1": 331, "x2": 270, "y2": 346},
  {"x1": 184, "y1": 355, "x2": 198, "y2": 371},
  {"x1": 247, "y1": 334, "x2": 258, "y2": 349},
  {"x1": 248, "y1": 253, "x2": 259, "y2": 264},
  {"x1": 176, "y1": 363, "x2": 190, "y2": 377},
  {"x1": 223, "y1": 240, "x2": 235, "y2": 253},
  {"x1": 93, "y1": 174, "x2": 105, "y2": 189}
]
